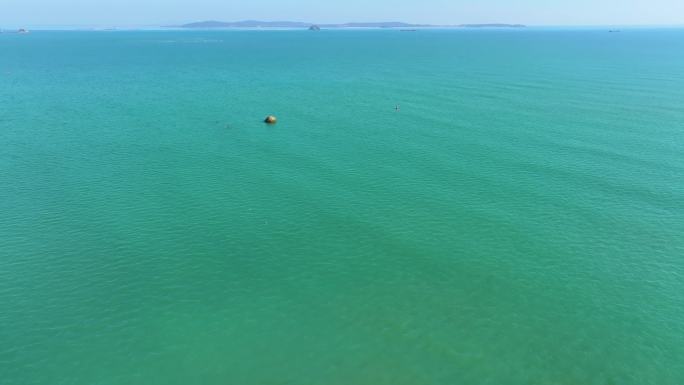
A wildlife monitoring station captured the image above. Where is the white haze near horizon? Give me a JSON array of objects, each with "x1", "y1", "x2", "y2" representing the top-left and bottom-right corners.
[{"x1": 1, "y1": 0, "x2": 683, "y2": 28}]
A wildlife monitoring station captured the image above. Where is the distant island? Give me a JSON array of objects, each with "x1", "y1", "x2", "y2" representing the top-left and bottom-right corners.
[
  {"x1": 173, "y1": 20, "x2": 525, "y2": 29},
  {"x1": 0, "y1": 28, "x2": 30, "y2": 34}
]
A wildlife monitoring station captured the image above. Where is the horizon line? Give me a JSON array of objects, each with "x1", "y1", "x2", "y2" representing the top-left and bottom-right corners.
[
  {"x1": 3, "y1": 20, "x2": 684, "y2": 29},
  {"x1": 7, "y1": 24, "x2": 684, "y2": 30},
  {"x1": 0, "y1": 19, "x2": 684, "y2": 30}
]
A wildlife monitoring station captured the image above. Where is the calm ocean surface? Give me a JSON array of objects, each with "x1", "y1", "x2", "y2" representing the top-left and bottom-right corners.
[{"x1": 1, "y1": 28, "x2": 683, "y2": 384}]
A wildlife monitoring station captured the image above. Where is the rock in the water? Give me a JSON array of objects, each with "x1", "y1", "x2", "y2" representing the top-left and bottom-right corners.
[{"x1": 264, "y1": 115, "x2": 277, "y2": 124}]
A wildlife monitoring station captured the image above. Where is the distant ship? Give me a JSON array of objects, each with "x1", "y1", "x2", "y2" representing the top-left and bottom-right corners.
[{"x1": 18, "y1": 28, "x2": 30, "y2": 34}]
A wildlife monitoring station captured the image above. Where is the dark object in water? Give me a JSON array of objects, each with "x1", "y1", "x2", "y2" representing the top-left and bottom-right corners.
[
  {"x1": 609, "y1": 30, "x2": 621, "y2": 33},
  {"x1": 264, "y1": 115, "x2": 277, "y2": 124},
  {"x1": 309, "y1": 25, "x2": 321, "y2": 31},
  {"x1": 400, "y1": 29, "x2": 418, "y2": 32}
]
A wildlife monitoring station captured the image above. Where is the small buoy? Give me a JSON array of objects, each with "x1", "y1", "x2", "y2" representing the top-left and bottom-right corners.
[{"x1": 264, "y1": 115, "x2": 277, "y2": 124}]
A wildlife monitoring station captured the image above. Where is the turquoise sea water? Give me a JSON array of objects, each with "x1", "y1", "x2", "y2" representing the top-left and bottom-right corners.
[{"x1": 1, "y1": 29, "x2": 684, "y2": 384}]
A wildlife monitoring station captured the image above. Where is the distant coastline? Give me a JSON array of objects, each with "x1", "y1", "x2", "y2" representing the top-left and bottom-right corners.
[{"x1": 172, "y1": 20, "x2": 526, "y2": 29}]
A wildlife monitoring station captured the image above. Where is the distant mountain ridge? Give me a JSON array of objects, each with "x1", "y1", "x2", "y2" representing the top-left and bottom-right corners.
[{"x1": 174, "y1": 20, "x2": 525, "y2": 29}]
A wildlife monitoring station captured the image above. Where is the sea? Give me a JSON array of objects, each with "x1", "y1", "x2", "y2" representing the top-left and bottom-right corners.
[{"x1": 1, "y1": 28, "x2": 683, "y2": 385}]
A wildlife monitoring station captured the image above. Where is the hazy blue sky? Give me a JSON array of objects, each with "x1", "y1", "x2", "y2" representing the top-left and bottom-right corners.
[{"x1": 3, "y1": 0, "x2": 683, "y2": 27}]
